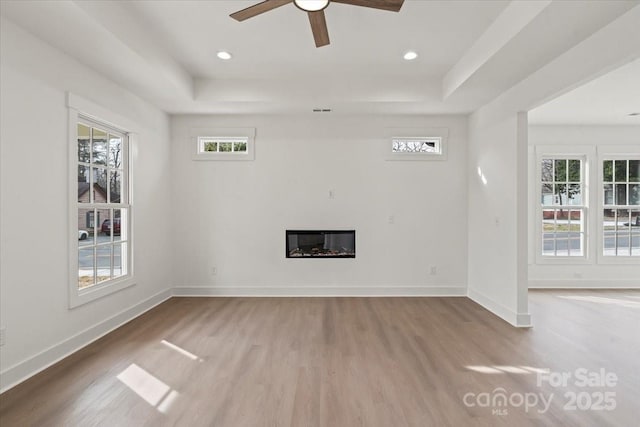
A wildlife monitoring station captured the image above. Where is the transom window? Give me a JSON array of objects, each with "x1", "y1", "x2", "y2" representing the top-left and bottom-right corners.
[
  {"x1": 540, "y1": 158, "x2": 585, "y2": 257},
  {"x1": 192, "y1": 128, "x2": 256, "y2": 161},
  {"x1": 76, "y1": 118, "x2": 130, "y2": 289},
  {"x1": 198, "y1": 137, "x2": 248, "y2": 154},
  {"x1": 392, "y1": 137, "x2": 441, "y2": 154},
  {"x1": 602, "y1": 159, "x2": 640, "y2": 256}
]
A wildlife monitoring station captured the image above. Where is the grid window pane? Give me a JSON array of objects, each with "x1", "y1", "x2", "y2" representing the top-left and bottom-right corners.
[
  {"x1": 615, "y1": 184, "x2": 627, "y2": 205},
  {"x1": 233, "y1": 141, "x2": 247, "y2": 152},
  {"x1": 78, "y1": 248, "x2": 94, "y2": 289},
  {"x1": 78, "y1": 124, "x2": 91, "y2": 163},
  {"x1": 615, "y1": 160, "x2": 627, "y2": 182},
  {"x1": 554, "y1": 184, "x2": 567, "y2": 205},
  {"x1": 541, "y1": 184, "x2": 553, "y2": 204},
  {"x1": 568, "y1": 184, "x2": 582, "y2": 205},
  {"x1": 108, "y1": 135, "x2": 122, "y2": 169},
  {"x1": 92, "y1": 128, "x2": 108, "y2": 166},
  {"x1": 629, "y1": 160, "x2": 640, "y2": 182},
  {"x1": 78, "y1": 208, "x2": 95, "y2": 246},
  {"x1": 78, "y1": 165, "x2": 90, "y2": 203},
  {"x1": 109, "y1": 170, "x2": 122, "y2": 203},
  {"x1": 114, "y1": 243, "x2": 126, "y2": 279},
  {"x1": 568, "y1": 159, "x2": 581, "y2": 182},
  {"x1": 541, "y1": 159, "x2": 553, "y2": 182},
  {"x1": 604, "y1": 184, "x2": 614, "y2": 205},
  {"x1": 113, "y1": 208, "x2": 124, "y2": 242},
  {"x1": 603, "y1": 160, "x2": 613, "y2": 182},
  {"x1": 96, "y1": 244, "x2": 112, "y2": 284},
  {"x1": 554, "y1": 159, "x2": 567, "y2": 181},
  {"x1": 629, "y1": 184, "x2": 640, "y2": 205},
  {"x1": 203, "y1": 141, "x2": 217, "y2": 152}
]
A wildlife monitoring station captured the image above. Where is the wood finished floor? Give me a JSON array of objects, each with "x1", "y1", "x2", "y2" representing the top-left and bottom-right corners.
[{"x1": 1, "y1": 291, "x2": 639, "y2": 426}]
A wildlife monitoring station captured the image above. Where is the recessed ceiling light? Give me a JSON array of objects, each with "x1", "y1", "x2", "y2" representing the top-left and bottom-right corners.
[
  {"x1": 217, "y1": 51, "x2": 232, "y2": 60},
  {"x1": 403, "y1": 51, "x2": 418, "y2": 61}
]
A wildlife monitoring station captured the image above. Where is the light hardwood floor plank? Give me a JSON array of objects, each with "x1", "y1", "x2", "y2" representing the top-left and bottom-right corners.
[{"x1": 1, "y1": 291, "x2": 638, "y2": 426}]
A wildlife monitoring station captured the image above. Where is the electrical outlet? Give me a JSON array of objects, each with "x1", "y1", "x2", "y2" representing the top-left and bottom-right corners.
[
  {"x1": 210, "y1": 267, "x2": 217, "y2": 276},
  {"x1": 430, "y1": 266, "x2": 437, "y2": 275},
  {"x1": 329, "y1": 190, "x2": 335, "y2": 199},
  {"x1": 388, "y1": 215, "x2": 395, "y2": 224},
  {"x1": 0, "y1": 327, "x2": 5, "y2": 347}
]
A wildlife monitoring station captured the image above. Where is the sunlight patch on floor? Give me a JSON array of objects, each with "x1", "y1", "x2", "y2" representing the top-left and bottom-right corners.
[
  {"x1": 557, "y1": 295, "x2": 640, "y2": 308},
  {"x1": 466, "y1": 365, "x2": 549, "y2": 375},
  {"x1": 117, "y1": 363, "x2": 180, "y2": 413},
  {"x1": 161, "y1": 339, "x2": 203, "y2": 361}
]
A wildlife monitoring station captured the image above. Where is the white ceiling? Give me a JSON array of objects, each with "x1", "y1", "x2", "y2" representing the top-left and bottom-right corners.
[
  {"x1": 124, "y1": 0, "x2": 507, "y2": 80},
  {"x1": 529, "y1": 59, "x2": 640, "y2": 125},
  {"x1": 1, "y1": 0, "x2": 638, "y2": 118}
]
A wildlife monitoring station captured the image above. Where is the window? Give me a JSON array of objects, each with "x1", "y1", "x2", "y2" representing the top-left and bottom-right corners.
[
  {"x1": 602, "y1": 159, "x2": 640, "y2": 256},
  {"x1": 76, "y1": 118, "x2": 130, "y2": 290},
  {"x1": 540, "y1": 158, "x2": 586, "y2": 257},
  {"x1": 392, "y1": 137, "x2": 441, "y2": 154},
  {"x1": 199, "y1": 137, "x2": 248, "y2": 154},
  {"x1": 192, "y1": 128, "x2": 256, "y2": 161},
  {"x1": 385, "y1": 127, "x2": 448, "y2": 161},
  {"x1": 68, "y1": 93, "x2": 136, "y2": 307}
]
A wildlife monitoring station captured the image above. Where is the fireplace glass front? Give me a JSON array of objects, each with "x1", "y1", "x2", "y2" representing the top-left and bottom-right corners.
[{"x1": 286, "y1": 230, "x2": 355, "y2": 258}]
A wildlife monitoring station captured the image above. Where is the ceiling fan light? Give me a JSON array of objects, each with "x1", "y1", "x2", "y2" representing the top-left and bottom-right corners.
[{"x1": 294, "y1": 0, "x2": 330, "y2": 12}]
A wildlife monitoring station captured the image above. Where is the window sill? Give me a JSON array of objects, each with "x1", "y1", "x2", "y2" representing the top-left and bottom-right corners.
[
  {"x1": 535, "y1": 256, "x2": 591, "y2": 265},
  {"x1": 69, "y1": 276, "x2": 136, "y2": 309}
]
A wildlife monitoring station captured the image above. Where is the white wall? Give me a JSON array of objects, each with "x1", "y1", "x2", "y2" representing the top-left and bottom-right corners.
[
  {"x1": 467, "y1": 111, "x2": 530, "y2": 326},
  {"x1": 170, "y1": 115, "x2": 468, "y2": 296},
  {"x1": 0, "y1": 18, "x2": 173, "y2": 390},
  {"x1": 528, "y1": 125, "x2": 640, "y2": 287}
]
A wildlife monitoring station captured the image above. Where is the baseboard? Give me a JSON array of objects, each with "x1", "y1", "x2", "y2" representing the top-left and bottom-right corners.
[
  {"x1": 172, "y1": 285, "x2": 468, "y2": 297},
  {"x1": 529, "y1": 279, "x2": 640, "y2": 289},
  {"x1": 467, "y1": 288, "x2": 532, "y2": 327},
  {"x1": 0, "y1": 288, "x2": 172, "y2": 394}
]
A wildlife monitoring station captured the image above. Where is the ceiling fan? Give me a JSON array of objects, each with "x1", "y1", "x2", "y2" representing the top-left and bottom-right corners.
[{"x1": 230, "y1": 0, "x2": 405, "y2": 48}]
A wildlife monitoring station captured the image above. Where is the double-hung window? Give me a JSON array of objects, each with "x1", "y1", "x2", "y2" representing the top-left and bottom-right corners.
[
  {"x1": 601, "y1": 159, "x2": 640, "y2": 257},
  {"x1": 71, "y1": 110, "x2": 133, "y2": 307},
  {"x1": 540, "y1": 157, "x2": 586, "y2": 258}
]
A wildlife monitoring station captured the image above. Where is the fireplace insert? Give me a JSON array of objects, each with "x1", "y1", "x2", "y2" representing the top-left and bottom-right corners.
[{"x1": 286, "y1": 230, "x2": 355, "y2": 258}]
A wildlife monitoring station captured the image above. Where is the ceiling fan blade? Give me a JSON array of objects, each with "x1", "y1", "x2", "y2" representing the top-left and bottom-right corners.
[
  {"x1": 230, "y1": 0, "x2": 293, "y2": 22},
  {"x1": 331, "y1": 0, "x2": 404, "y2": 12},
  {"x1": 308, "y1": 10, "x2": 330, "y2": 47}
]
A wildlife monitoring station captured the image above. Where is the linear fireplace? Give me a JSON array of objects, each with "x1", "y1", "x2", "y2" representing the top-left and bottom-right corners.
[{"x1": 286, "y1": 230, "x2": 356, "y2": 258}]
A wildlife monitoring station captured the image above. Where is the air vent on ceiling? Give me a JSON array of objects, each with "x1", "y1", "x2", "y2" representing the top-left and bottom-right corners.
[{"x1": 313, "y1": 108, "x2": 332, "y2": 113}]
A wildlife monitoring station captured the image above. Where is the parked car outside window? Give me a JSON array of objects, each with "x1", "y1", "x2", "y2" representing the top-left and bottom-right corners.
[{"x1": 101, "y1": 219, "x2": 121, "y2": 235}]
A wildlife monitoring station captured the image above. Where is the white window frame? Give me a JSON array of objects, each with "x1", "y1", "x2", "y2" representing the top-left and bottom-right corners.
[
  {"x1": 596, "y1": 146, "x2": 640, "y2": 264},
  {"x1": 385, "y1": 127, "x2": 448, "y2": 161},
  {"x1": 534, "y1": 146, "x2": 592, "y2": 264},
  {"x1": 67, "y1": 93, "x2": 136, "y2": 308},
  {"x1": 192, "y1": 127, "x2": 256, "y2": 161}
]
